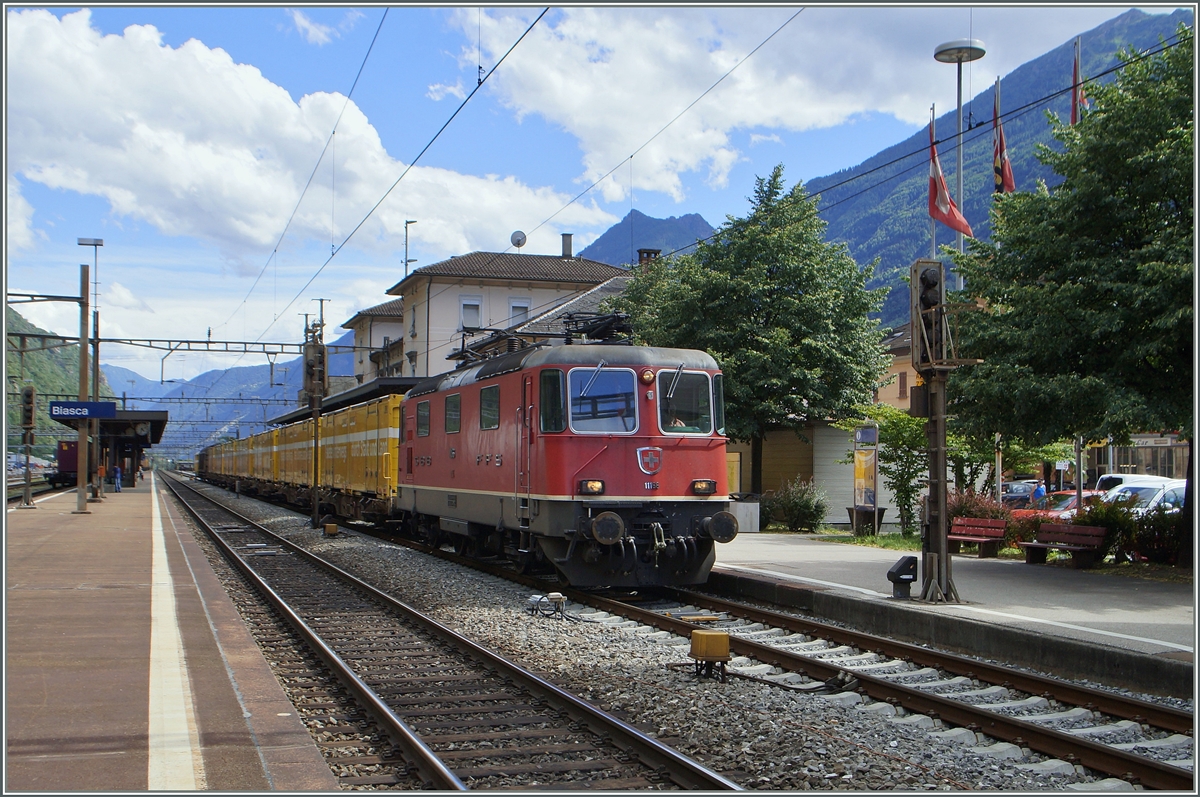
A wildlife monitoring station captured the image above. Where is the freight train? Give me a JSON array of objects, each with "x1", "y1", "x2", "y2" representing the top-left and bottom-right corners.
[{"x1": 196, "y1": 344, "x2": 738, "y2": 587}]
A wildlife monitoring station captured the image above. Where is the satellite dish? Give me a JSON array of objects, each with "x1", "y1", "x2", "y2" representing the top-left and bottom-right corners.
[{"x1": 510, "y1": 230, "x2": 527, "y2": 249}]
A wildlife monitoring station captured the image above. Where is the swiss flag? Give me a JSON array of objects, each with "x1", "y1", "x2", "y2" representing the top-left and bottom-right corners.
[
  {"x1": 928, "y1": 126, "x2": 973, "y2": 237},
  {"x1": 993, "y1": 91, "x2": 1016, "y2": 194}
]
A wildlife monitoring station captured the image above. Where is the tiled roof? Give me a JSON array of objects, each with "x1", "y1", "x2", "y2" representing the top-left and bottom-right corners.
[
  {"x1": 340, "y1": 298, "x2": 406, "y2": 329},
  {"x1": 519, "y1": 275, "x2": 632, "y2": 336},
  {"x1": 387, "y1": 252, "x2": 626, "y2": 295}
]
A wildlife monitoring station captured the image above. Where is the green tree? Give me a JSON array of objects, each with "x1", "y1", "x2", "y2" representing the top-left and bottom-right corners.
[
  {"x1": 950, "y1": 28, "x2": 1193, "y2": 445},
  {"x1": 834, "y1": 404, "x2": 926, "y2": 536},
  {"x1": 610, "y1": 165, "x2": 890, "y2": 492}
]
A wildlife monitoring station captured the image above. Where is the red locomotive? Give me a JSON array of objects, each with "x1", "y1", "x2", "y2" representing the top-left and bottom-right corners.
[
  {"x1": 399, "y1": 343, "x2": 737, "y2": 587},
  {"x1": 199, "y1": 342, "x2": 738, "y2": 588}
]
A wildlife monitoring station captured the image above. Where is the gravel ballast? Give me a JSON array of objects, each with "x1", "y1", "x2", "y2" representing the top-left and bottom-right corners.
[{"x1": 183, "y1": 481, "x2": 1165, "y2": 790}]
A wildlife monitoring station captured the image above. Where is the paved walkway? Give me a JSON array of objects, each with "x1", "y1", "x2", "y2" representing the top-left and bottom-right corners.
[
  {"x1": 5, "y1": 474, "x2": 337, "y2": 791},
  {"x1": 716, "y1": 532, "x2": 1194, "y2": 657}
]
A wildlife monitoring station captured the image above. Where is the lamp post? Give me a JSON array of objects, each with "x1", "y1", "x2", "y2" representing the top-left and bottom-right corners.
[
  {"x1": 934, "y1": 38, "x2": 985, "y2": 289},
  {"x1": 404, "y1": 220, "x2": 418, "y2": 278},
  {"x1": 78, "y1": 237, "x2": 104, "y2": 499}
]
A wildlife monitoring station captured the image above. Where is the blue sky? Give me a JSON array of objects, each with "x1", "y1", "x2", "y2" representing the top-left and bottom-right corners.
[{"x1": 6, "y1": 5, "x2": 1171, "y2": 381}]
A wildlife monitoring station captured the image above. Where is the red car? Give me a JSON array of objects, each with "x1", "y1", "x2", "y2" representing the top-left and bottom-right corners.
[{"x1": 1011, "y1": 490, "x2": 1104, "y2": 521}]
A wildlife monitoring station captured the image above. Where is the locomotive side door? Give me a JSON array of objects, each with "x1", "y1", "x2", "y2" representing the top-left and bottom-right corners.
[
  {"x1": 517, "y1": 374, "x2": 534, "y2": 526},
  {"x1": 402, "y1": 405, "x2": 414, "y2": 486}
]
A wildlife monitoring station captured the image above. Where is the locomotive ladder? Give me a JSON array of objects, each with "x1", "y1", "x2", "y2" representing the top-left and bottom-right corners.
[{"x1": 515, "y1": 376, "x2": 534, "y2": 533}]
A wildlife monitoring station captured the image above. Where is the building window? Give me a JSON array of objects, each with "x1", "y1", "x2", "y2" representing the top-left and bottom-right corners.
[
  {"x1": 445, "y1": 394, "x2": 461, "y2": 434},
  {"x1": 479, "y1": 385, "x2": 499, "y2": 430},
  {"x1": 416, "y1": 401, "x2": 430, "y2": 437},
  {"x1": 409, "y1": 304, "x2": 417, "y2": 337},
  {"x1": 899, "y1": 371, "x2": 908, "y2": 400},
  {"x1": 509, "y1": 299, "x2": 530, "y2": 326},
  {"x1": 460, "y1": 295, "x2": 482, "y2": 330}
]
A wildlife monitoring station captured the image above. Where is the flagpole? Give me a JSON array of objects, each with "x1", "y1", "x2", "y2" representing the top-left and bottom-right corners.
[{"x1": 930, "y1": 105, "x2": 936, "y2": 260}]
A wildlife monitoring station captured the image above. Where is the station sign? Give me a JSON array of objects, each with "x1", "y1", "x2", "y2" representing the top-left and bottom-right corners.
[{"x1": 49, "y1": 401, "x2": 118, "y2": 419}]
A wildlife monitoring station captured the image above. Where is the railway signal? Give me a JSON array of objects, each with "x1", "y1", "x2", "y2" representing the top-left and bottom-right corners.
[{"x1": 21, "y1": 384, "x2": 36, "y2": 445}]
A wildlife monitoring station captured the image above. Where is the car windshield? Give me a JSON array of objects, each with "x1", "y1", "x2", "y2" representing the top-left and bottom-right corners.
[
  {"x1": 569, "y1": 368, "x2": 637, "y2": 433},
  {"x1": 1112, "y1": 486, "x2": 1159, "y2": 508}
]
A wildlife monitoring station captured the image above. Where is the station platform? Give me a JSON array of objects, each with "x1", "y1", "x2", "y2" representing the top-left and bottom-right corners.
[
  {"x1": 712, "y1": 532, "x2": 1195, "y2": 695},
  {"x1": 4, "y1": 475, "x2": 338, "y2": 792}
]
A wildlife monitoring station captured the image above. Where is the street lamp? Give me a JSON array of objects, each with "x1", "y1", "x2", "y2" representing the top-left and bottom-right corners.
[
  {"x1": 934, "y1": 38, "x2": 985, "y2": 289},
  {"x1": 404, "y1": 220, "x2": 418, "y2": 278},
  {"x1": 78, "y1": 237, "x2": 104, "y2": 499}
]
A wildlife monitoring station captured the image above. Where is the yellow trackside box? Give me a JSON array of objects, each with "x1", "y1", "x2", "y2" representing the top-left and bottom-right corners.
[{"x1": 690, "y1": 630, "x2": 730, "y2": 660}]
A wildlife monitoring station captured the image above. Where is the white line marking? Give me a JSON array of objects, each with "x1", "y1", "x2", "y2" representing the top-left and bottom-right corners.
[
  {"x1": 718, "y1": 563, "x2": 889, "y2": 598},
  {"x1": 715, "y1": 563, "x2": 1194, "y2": 653},
  {"x1": 6, "y1": 489, "x2": 71, "y2": 513},
  {"x1": 148, "y1": 472, "x2": 204, "y2": 789}
]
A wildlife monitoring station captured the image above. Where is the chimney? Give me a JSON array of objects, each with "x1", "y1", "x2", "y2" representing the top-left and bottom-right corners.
[
  {"x1": 637, "y1": 248, "x2": 661, "y2": 266},
  {"x1": 561, "y1": 233, "x2": 573, "y2": 258}
]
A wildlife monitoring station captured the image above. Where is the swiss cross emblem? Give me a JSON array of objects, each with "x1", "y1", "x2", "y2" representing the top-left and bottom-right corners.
[{"x1": 637, "y1": 447, "x2": 663, "y2": 475}]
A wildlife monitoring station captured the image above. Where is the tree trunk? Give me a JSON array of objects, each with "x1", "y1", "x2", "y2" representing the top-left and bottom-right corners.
[
  {"x1": 751, "y1": 434, "x2": 764, "y2": 495},
  {"x1": 1178, "y1": 437, "x2": 1193, "y2": 569}
]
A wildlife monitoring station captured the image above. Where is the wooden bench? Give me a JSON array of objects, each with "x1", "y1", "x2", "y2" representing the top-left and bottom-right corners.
[
  {"x1": 1018, "y1": 523, "x2": 1107, "y2": 569},
  {"x1": 947, "y1": 517, "x2": 1008, "y2": 558}
]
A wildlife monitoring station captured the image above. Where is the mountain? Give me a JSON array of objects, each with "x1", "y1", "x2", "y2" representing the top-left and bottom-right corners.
[
  {"x1": 137, "y1": 330, "x2": 355, "y2": 460},
  {"x1": 5, "y1": 306, "x2": 115, "y2": 459},
  {"x1": 579, "y1": 209, "x2": 714, "y2": 265},
  {"x1": 102, "y1": 364, "x2": 175, "y2": 406},
  {"x1": 806, "y1": 8, "x2": 1192, "y2": 330}
]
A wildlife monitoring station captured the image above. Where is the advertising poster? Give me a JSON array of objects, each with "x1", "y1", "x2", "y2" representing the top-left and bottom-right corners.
[{"x1": 853, "y1": 449, "x2": 877, "y2": 510}]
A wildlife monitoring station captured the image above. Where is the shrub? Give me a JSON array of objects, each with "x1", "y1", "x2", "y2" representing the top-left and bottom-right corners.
[
  {"x1": 1071, "y1": 499, "x2": 1138, "y2": 562},
  {"x1": 947, "y1": 490, "x2": 1011, "y2": 521},
  {"x1": 1005, "y1": 515, "x2": 1042, "y2": 549},
  {"x1": 760, "y1": 477, "x2": 828, "y2": 533},
  {"x1": 1133, "y1": 507, "x2": 1183, "y2": 565}
]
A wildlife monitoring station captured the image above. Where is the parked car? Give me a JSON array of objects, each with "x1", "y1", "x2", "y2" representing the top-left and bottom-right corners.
[
  {"x1": 1094, "y1": 473, "x2": 1173, "y2": 492},
  {"x1": 1011, "y1": 490, "x2": 1104, "y2": 522},
  {"x1": 1103, "y1": 479, "x2": 1187, "y2": 517},
  {"x1": 1001, "y1": 480, "x2": 1038, "y2": 508}
]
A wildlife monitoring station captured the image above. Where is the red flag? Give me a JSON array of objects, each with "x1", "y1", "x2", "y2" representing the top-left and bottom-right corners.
[
  {"x1": 1071, "y1": 37, "x2": 1089, "y2": 125},
  {"x1": 928, "y1": 125, "x2": 973, "y2": 237},
  {"x1": 993, "y1": 84, "x2": 1015, "y2": 194}
]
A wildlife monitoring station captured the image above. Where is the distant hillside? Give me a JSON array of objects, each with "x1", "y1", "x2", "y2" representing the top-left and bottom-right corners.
[
  {"x1": 579, "y1": 209, "x2": 714, "y2": 266},
  {"x1": 141, "y1": 330, "x2": 355, "y2": 459},
  {"x1": 5, "y1": 306, "x2": 114, "y2": 458},
  {"x1": 806, "y1": 8, "x2": 1192, "y2": 330}
]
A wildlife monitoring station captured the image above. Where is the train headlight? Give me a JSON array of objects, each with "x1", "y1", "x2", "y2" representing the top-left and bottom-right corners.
[
  {"x1": 691, "y1": 479, "x2": 717, "y2": 495},
  {"x1": 640, "y1": 369, "x2": 655, "y2": 384},
  {"x1": 702, "y1": 510, "x2": 738, "y2": 543},
  {"x1": 578, "y1": 479, "x2": 605, "y2": 495},
  {"x1": 591, "y1": 511, "x2": 624, "y2": 545}
]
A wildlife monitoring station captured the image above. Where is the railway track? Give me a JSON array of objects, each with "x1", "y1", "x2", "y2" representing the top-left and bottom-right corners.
[
  {"x1": 347, "y1": 524, "x2": 1194, "y2": 790},
  {"x1": 571, "y1": 590, "x2": 1194, "y2": 791},
  {"x1": 162, "y1": 473, "x2": 741, "y2": 791}
]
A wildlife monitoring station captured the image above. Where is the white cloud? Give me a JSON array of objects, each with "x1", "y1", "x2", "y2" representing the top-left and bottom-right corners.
[
  {"x1": 427, "y1": 80, "x2": 466, "y2": 101},
  {"x1": 288, "y1": 9, "x2": 335, "y2": 45},
  {"x1": 749, "y1": 133, "x2": 781, "y2": 146},
  {"x1": 106, "y1": 281, "x2": 155, "y2": 313},
  {"x1": 6, "y1": 9, "x2": 616, "y2": 271},
  {"x1": 460, "y1": 6, "x2": 1139, "y2": 203},
  {"x1": 6, "y1": 175, "x2": 37, "y2": 253}
]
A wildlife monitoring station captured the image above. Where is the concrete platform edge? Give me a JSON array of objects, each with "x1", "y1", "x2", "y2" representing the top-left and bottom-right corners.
[{"x1": 706, "y1": 570, "x2": 1193, "y2": 698}]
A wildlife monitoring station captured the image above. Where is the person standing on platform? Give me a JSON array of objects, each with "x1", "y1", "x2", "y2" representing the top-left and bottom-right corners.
[{"x1": 114, "y1": 465, "x2": 122, "y2": 493}]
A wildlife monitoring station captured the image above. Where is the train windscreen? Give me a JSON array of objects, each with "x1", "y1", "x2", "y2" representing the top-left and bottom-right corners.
[
  {"x1": 657, "y1": 371, "x2": 712, "y2": 434},
  {"x1": 569, "y1": 368, "x2": 637, "y2": 433}
]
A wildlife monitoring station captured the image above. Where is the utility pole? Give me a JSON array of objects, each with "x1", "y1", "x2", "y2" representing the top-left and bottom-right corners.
[
  {"x1": 304, "y1": 313, "x2": 328, "y2": 529},
  {"x1": 74, "y1": 264, "x2": 92, "y2": 514}
]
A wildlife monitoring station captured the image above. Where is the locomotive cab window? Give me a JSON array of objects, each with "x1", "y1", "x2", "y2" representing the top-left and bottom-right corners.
[
  {"x1": 480, "y1": 385, "x2": 500, "y2": 430},
  {"x1": 540, "y1": 369, "x2": 566, "y2": 433},
  {"x1": 657, "y1": 369, "x2": 713, "y2": 434},
  {"x1": 569, "y1": 366, "x2": 637, "y2": 433},
  {"x1": 445, "y1": 394, "x2": 461, "y2": 434},
  {"x1": 713, "y1": 373, "x2": 726, "y2": 436},
  {"x1": 416, "y1": 401, "x2": 430, "y2": 437}
]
